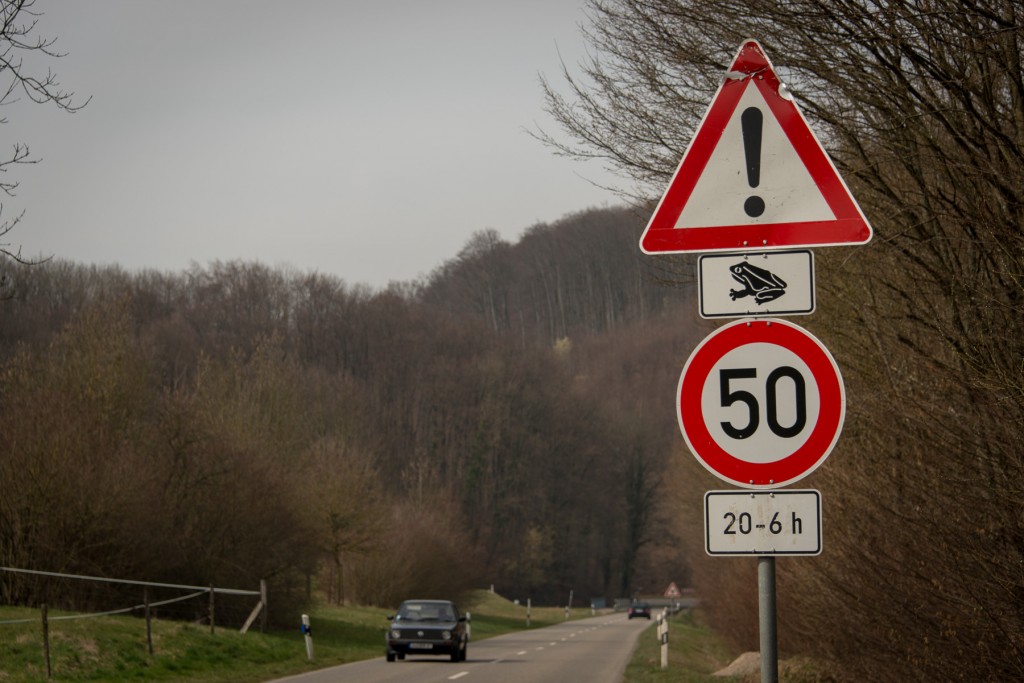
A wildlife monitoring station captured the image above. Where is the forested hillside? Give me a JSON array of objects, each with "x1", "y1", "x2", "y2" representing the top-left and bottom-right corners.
[{"x1": 0, "y1": 206, "x2": 703, "y2": 618}]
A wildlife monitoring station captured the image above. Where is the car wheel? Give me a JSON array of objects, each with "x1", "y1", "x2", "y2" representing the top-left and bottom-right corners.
[
  {"x1": 397, "y1": 652, "x2": 405, "y2": 660},
  {"x1": 450, "y1": 648, "x2": 460, "y2": 662},
  {"x1": 386, "y1": 650, "x2": 396, "y2": 662}
]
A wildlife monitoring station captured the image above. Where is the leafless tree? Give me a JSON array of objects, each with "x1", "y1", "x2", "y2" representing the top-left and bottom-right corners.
[
  {"x1": 0, "y1": 0, "x2": 86, "y2": 263},
  {"x1": 539, "y1": 2, "x2": 1023, "y2": 679}
]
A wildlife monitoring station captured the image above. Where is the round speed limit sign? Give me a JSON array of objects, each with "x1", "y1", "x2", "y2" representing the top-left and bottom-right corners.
[{"x1": 678, "y1": 318, "x2": 845, "y2": 489}]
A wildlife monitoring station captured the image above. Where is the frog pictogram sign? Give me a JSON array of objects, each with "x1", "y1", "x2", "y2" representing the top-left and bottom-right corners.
[
  {"x1": 698, "y1": 250, "x2": 815, "y2": 319},
  {"x1": 640, "y1": 39, "x2": 873, "y2": 254}
]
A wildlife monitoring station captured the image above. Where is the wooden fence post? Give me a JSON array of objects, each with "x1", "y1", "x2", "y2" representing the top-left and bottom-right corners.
[
  {"x1": 209, "y1": 585, "x2": 215, "y2": 634},
  {"x1": 260, "y1": 579, "x2": 268, "y2": 633},
  {"x1": 144, "y1": 588, "x2": 154, "y2": 655},
  {"x1": 41, "y1": 603, "x2": 52, "y2": 679}
]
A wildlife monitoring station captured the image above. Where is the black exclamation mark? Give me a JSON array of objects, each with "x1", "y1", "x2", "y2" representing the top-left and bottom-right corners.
[{"x1": 741, "y1": 107, "x2": 765, "y2": 218}]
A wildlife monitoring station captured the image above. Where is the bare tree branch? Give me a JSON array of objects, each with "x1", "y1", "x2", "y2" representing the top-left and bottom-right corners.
[{"x1": 0, "y1": 0, "x2": 88, "y2": 263}]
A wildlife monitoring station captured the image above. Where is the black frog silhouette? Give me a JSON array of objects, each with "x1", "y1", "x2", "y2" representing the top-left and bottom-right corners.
[{"x1": 729, "y1": 262, "x2": 787, "y2": 304}]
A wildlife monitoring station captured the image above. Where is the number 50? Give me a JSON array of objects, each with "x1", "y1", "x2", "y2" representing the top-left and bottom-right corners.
[{"x1": 719, "y1": 367, "x2": 806, "y2": 440}]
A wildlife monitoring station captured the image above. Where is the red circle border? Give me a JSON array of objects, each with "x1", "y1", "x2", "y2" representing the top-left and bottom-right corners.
[{"x1": 677, "y1": 319, "x2": 845, "y2": 488}]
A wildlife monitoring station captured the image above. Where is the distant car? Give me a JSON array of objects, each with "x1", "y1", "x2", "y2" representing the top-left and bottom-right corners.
[
  {"x1": 386, "y1": 599, "x2": 469, "y2": 662},
  {"x1": 628, "y1": 602, "x2": 651, "y2": 619}
]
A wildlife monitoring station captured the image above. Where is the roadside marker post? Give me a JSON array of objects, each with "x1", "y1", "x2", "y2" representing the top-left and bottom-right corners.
[
  {"x1": 301, "y1": 614, "x2": 314, "y2": 661},
  {"x1": 658, "y1": 609, "x2": 669, "y2": 669}
]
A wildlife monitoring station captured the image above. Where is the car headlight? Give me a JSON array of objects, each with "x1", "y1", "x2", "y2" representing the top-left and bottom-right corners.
[
  {"x1": 390, "y1": 629, "x2": 401, "y2": 639},
  {"x1": 442, "y1": 630, "x2": 452, "y2": 640}
]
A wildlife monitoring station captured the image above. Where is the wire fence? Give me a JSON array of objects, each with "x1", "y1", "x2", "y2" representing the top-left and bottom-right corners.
[
  {"x1": 0, "y1": 587, "x2": 209, "y2": 625},
  {"x1": 0, "y1": 566, "x2": 268, "y2": 679}
]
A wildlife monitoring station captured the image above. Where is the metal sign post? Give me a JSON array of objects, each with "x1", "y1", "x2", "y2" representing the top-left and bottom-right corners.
[{"x1": 759, "y1": 558, "x2": 778, "y2": 683}]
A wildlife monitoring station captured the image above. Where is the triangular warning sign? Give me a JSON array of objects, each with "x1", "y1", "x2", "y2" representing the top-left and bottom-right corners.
[{"x1": 640, "y1": 39, "x2": 873, "y2": 254}]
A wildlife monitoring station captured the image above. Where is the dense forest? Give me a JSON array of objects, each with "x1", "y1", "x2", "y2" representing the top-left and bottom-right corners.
[{"x1": 0, "y1": 206, "x2": 703, "y2": 617}]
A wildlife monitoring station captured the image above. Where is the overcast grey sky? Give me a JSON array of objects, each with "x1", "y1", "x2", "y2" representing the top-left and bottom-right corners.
[{"x1": 4, "y1": 0, "x2": 622, "y2": 288}]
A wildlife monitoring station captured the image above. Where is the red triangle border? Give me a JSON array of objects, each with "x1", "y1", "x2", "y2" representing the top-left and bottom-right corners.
[{"x1": 640, "y1": 39, "x2": 873, "y2": 254}]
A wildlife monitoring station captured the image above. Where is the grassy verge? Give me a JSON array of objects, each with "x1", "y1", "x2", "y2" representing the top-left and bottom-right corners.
[
  {"x1": 623, "y1": 609, "x2": 740, "y2": 683},
  {"x1": 622, "y1": 609, "x2": 835, "y2": 683},
  {"x1": 0, "y1": 604, "x2": 305, "y2": 683},
  {"x1": 0, "y1": 591, "x2": 592, "y2": 682}
]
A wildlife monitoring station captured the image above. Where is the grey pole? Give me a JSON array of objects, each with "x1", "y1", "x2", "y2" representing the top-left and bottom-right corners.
[{"x1": 758, "y1": 557, "x2": 778, "y2": 683}]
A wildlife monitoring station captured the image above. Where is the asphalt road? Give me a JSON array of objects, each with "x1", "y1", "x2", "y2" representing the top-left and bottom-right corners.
[{"x1": 267, "y1": 612, "x2": 655, "y2": 683}]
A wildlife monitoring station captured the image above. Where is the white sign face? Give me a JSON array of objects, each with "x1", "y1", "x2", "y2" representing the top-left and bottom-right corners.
[
  {"x1": 701, "y1": 341, "x2": 820, "y2": 463},
  {"x1": 698, "y1": 250, "x2": 815, "y2": 319},
  {"x1": 677, "y1": 83, "x2": 835, "y2": 230},
  {"x1": 704, "y1": 490, "x2": 821, "y2": 555}
]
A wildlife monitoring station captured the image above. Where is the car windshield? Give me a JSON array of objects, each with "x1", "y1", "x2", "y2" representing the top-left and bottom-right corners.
[{"x1": 396, "y1": 602, "x2": 455, "y2": 622}]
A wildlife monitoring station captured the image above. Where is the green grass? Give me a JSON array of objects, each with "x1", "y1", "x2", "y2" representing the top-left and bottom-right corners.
[
  {"x1": 622, "y1": 609, "x2": 741, "y2": 682},
  {"x1": 461, "y1": 590, "x2": 590, "y2": 636},
  {"x1": 622, "y1": 609, "x2": 834, "y2": 683},
  {"x1": 0, "y1": 591, "x2": 596, "y2": 682},
  {"x1": 0, "y1": 605, "x2": 306, "y2": 682}
]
